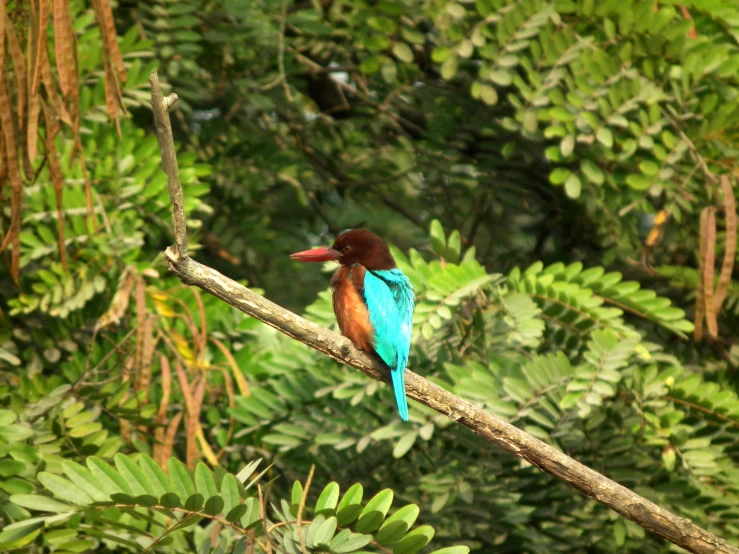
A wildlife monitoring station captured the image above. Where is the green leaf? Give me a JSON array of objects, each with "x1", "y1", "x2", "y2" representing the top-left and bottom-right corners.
[
  {"x1": 306, "y1": 514, "x2": 326, "y2": 547},
  {"x1": 10, "y1": 494, "x2": 74, "y2": 513},
  {"x1": 565, "y1": 174, "x2": 582, "y2": 199},
  {"x1": 66, "y1": 411, "x2": 95, "y2": 428},
  {"x1": 382, "y1": 60, "x2": 398, "y2": 84},
  {"x1": 221, "y1": 474, "x2": 239, "y2": 515},
  {"x1": 662, "y1": 130, "x2": 677, "y2": 149},
  {"x1": 316, "y1": 482, "x2": 340, "y2": 515},
  {"x1": 135, "y1": 494, "x2": 158, "y2": 507},
  {"x1": 549, "y1": 168, "x2": 571, "y2": 185},
  {"x1": 171, "y1": 514, "x2": 203, "y2": 531},
  {"x1": 447, "y1": 230, "x2": 461, "y2": 262},
  {"x1": 376, "y1": 504, "x2": 419, "y2": 544},
  {"x1": 10, "y1": 447, "x2": 38, "y2": 464},
  {"x1": 549, "y1": 107, "x2": 574, "y2": 122},
  {"x1": 441, "y1": 55, "x2": 458, "y2": 80},
  {"x1": 663, "y1": 446, "x2": 676, "y2": 471},
  {"x1": 0, "y1": 519, "x2": 44, "y2": 548},
  {"x1": 0, "y1": 424, "x2": 34, "y2": 442},
  {"x1": 480, "y1": 84, "x2": 498, "y2": 105},
  {"x1": 243, "y1": 463, "x2": 273, "y2": 493},
  {"x1": 333, "y1": 533, "x2": 373, "y2": 553},
  {"x1": 393, "y1": 525, "x2": 435, "y2": 554},
  {"x1": 160, "y1": 492, "x2": 181, "y2": 509},
  {"x1": 431, "y1": 46, "x2": 452, "y2": 63},
  {"x1": 560, "y1": 391, "x2": 584, "y2": 410},
  {"x1": 337, "y1": 483, "x2": 364, "y2": 525},
  {"x1": 355, "y1": 489, "x2": 393, "y2": 533},
  {"x1": 561, "y1": 135, "x2": 575, "y2": 157},
  {"x1": 626, "y1": 174, "x2": 652, "y2": 191},
  {"x1": 110, "y1": 492, "x2": 137, "y2": 505},
  {"x1": 489, "y1": 70, "x2": 512, "y2": 86},
  {"x1": 114, "y1": 454, "x2": 151, "y2": 496},
  {"x1": 200, "y1": 535, "x2": 215, "y2": 554},
  {"x1": 87, "y1": 457, "x2": 130, "y2": 496},
  {"x1": 0, "y1": 460, "x2": 26, "y2": 477},
  {"x1": 360, "y1": 55, "x2": 383, "y2": 74},
  {"x1": 313, "y1": 515, "x2": 338, "y2": 547},
  {"x1": 393, "y1": 431, "x2": 417, "y2": 458},
  {"x1": 195, "y1": 463, "x2": 218, "y2": 498},
  {"x1": 1, "y1": 478, "x2": 34, "y2": 495},
  {"x1": 62, "y1": 461, "x2": 109, "y2": 503},
  {"x1": 226, "y1": 504, "x2": 248, "y2": 523},
  {"x1": 241, "y1": 497, "x2": 260, "y2": 529},
  {"x1": 138, "y1": 455, "x2": 170, "y2": 497},
  {"x1": 328, "y1": 529, "x2": 351, "y2": 551},
  {"x1": 581, "y1": 159, "x2": 604, "y2": 184},
  {"x1": 614, "y1": 519, "x2": 626, "y2": 546},
  {"x1": 37, "y1": 472, "x2": 92, "y2": 506},
  {"x1": 429, "y1": 220, "x2": 446, "y2": 256},
  {"x1": 639, "y1": 160, "x2": 659, "y2": 176},
  {"x1": 168, "y1": 458, "x2": 196, "y2": 500},
  {"x1": 68, "y1": 422, "x2": 102, "y2": 438},
  {"x1": 203, "y1": 495, "x2": 224, "y2": 516},
  {"x1": 185, "y1": 493, "x2": 204, "y2": 512},
  {"x1": 0, "y1": 408, "x2": 18, "y2": 426},
  {"x1": 233, "y1": 538, "x2": 247, "y2": 554},
  {"x1": 330, "y1": 529, "x2": 367, "y2": 553},
  {"x1": 429, "y1": 548, "x2": 471, "y2": 554},
  {"x1": 291, "y1": 480, "x2": 303, "y2": 515},
  {"x1": 498, "y1": 55, "x2": 519, "y2": 68},
  {"x1": 393, "y1": 42, "x2": 415, "y2": 63},
  {"x1": 596, "y1": 127, "x2": 613, "y2": 148},
  {"x1": 447, "y1": 3, "x2": 465, "y2": 18}
]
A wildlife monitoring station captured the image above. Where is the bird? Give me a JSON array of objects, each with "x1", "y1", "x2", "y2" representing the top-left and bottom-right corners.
[{"x1": 290, "y1": 229, "x2": 415, "y2": 421}]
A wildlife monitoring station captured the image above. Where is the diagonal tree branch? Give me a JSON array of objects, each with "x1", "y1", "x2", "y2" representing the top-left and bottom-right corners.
[{"x1": 149, "y1": 69, "x2": 739, "y2": 554}]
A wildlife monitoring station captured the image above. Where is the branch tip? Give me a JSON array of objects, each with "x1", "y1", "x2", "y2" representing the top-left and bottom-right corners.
[
  {"x1": 164, "y1": 246, "x2": 180, "y2": 264},
  {"x1": 150, "y1": 70, "x2": 188, "y2": 260},
  {"x1": 164, "y1": 93, "x2": 179, "y2": 109}
]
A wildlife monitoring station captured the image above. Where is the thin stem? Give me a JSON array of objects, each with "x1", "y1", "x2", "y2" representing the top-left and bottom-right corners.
[
  {"x1": 297, "y1": 464, "x2": 315, "y2": 554},
  {"x1": 258, "y1": 485, "x2": 273, "y2": 554}
]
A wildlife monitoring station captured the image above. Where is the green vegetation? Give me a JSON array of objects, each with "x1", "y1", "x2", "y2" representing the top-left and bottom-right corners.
[{"x1": 1, "y1": 0, "x2": 738, "y2": 552}]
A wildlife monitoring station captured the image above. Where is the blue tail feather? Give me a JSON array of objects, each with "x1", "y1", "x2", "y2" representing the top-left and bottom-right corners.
[
  {"x1": 361, "y1": 268, "x2": 414, "y2": 422},
  {"x1": 390, "y1": 367, "x2": 408, "y2": 421}
]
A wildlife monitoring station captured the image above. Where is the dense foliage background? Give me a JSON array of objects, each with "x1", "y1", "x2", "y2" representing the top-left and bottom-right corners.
[{"x1": 1, "y1": 0, "x2": 739, "y2": 552}]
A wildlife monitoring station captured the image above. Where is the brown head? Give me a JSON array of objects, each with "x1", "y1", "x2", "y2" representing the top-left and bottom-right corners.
[{"x1": 290, "y1": 229, "x2": 396, "y2": 270}]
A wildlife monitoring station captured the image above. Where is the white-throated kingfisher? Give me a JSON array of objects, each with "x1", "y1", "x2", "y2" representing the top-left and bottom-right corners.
[{"x1": 290, "y1": 229, "x2": 415, "y2": 421}]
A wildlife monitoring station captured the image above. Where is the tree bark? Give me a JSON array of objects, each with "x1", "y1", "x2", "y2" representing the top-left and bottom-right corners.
[{"x1": 149, "y1": 69, "x2": 739, "y2": 554}]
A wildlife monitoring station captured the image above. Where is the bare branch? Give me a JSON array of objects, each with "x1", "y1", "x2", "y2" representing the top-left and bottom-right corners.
[
  {"x1": 150, "y1": 70, "x2": 187, "y2": 260},
  {"x1": 149, "y1": 70, "x2": 739, "y2": 554}
]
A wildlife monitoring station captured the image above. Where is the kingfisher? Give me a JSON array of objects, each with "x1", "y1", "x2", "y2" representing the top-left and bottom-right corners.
[{"x1": 290, "y1": 229, "x2": 415, "y2": 421}]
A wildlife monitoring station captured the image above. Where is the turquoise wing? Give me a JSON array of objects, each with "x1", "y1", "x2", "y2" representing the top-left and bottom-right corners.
[{"x1": 362, "y1": 268, "x2": 415, "y2": 420}]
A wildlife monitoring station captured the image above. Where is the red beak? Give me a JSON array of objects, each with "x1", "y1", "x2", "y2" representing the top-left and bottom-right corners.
[{"x1": 289, "y1": 246, "x2": 341, "y2": 262}]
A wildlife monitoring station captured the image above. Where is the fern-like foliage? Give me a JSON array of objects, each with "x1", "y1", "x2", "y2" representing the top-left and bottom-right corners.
[
  {"x1": 561, "y1": 330, "x2": 640, "y2": 418},
  {"x1": 391, "y1": 229, "x2": 501, "y2": 363},
  {"x1": 656, "y1": 265, "x2": 739, "y2": 316},
  {"x1": 508, "y1": 261, "x2": 694, "y2": 338},
  {"x1": 136, "y1": 0, "x2": 204, "y2": 94},
  {"x1": 0, "y1": 452, "x2": 467, "y2": 554}
]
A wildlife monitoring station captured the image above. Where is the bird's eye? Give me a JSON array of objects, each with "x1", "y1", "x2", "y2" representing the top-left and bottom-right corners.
[{"x1": 342, "y1": 245, "x2": 351, "y2": 253}]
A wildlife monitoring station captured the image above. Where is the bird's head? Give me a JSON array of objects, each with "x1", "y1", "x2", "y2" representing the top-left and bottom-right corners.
[{"x1": 290, "y1": 229, "x2": 396, "y2": 270}]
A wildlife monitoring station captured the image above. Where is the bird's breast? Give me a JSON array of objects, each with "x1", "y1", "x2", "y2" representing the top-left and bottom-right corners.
[{"x1": 331, "y1": 266, "x2": 374, "y2": 351}]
